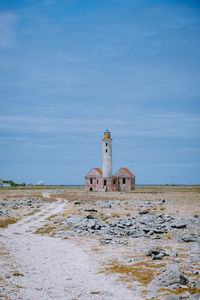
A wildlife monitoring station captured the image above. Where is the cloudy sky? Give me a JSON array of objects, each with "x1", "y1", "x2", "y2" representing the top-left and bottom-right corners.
[{"x1": 0, "y1": 0, "x2": 199, "y2": 185}]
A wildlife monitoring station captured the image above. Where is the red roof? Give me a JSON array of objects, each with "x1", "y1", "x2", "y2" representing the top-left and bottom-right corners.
[
  {"x1": 94, "y1": 168, "x2": 102, "y2": 175},
  {"x1": 114, "y1": 167, "x2": 135, "y2": 177},
  {"x1": 85, "y1": 168, "x2": 103, "y2": 177},
  {"x1": 123, "y1": 168, "x2": 134, "y2": 176}
]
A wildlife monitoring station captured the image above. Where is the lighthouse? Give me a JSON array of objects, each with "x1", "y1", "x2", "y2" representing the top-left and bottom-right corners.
[
  {"x1": 85, "y1": 130, "x2": 135, "y2": 192},
  {"x1": 102, "y1": 130, "x2": 112, "y2": 177}
]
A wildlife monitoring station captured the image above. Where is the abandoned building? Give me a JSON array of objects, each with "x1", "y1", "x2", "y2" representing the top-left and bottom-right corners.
[{"x1": 85, "y1": 130, "x2": 135, "y2": 192}]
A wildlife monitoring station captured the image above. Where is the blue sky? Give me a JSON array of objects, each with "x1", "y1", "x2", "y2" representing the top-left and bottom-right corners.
[{"x1": 0, "y1": 0, "x2": 200, "y2": 185}]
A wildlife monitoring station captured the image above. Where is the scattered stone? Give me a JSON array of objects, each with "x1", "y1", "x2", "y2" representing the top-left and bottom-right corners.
[
  {"x1": 139, "y1": 210, "x2": 149, "y2": 215},
  {"x1": 74, "y1": 201, "x2": 81, "y2": 205},
  {"x1": 55, "y1": 189, "x2": 65, "y2": 194},
  {"x1": 152, "y1": 227, "x2": 168, "y2": 234},
  {"x1": 86, "y1": 214, "x2": 94, "y2": 219},
  {"x1": 145, "y1": 246, "x2": 168, "y2": 260},
  {"x1": 181, "y1": 233, "x2": 197, "y2": 243},
  {"x1": 170, "y1": 252, "x2": 178, "y2": 258},
  {"x1": 192, "y1": 214, "x2": 199, "y2": 218},
  {"x1": 101, "y1": 201, "x2": 112, "y2": 209},
  {"x1": 99, "y1": 237, "x2": 113, "y2": 244},
  {"x1": 85, "y1": 208, "x2": 98, "y2": 212},
  {"x1": 171, "y1": 221, "x2": 187, "y2": 229},
  {"x1": 148, "y1": 265, "x2": 188, "y2": 289}
]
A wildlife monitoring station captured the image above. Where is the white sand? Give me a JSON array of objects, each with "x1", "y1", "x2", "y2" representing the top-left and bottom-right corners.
[{"x1": 2, "y1": 197, "x2": 141, "y2": 300}]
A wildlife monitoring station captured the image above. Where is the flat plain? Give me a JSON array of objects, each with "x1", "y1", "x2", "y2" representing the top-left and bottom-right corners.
[{"x1": 0, "y1": 185, "x2": 200, "y2": 299}]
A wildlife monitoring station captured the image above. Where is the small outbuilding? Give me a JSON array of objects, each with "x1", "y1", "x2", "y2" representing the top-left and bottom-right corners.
[
  {"x1": 85, "y1": 168, "x2": 102, "y2": 192},
  {"x1": 114, "y1": 168, "x2": 135, "y2": 191}
]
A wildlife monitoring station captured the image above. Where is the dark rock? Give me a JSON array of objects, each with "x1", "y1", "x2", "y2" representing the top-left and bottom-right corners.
[
  {"x1": 145, "y1": 247, "x2": 162, "y2": 256},
  {"x1": 139, "y1": 210, "x2": 149, "y2": 215},
  {"x1": 0, "y1": 210, "x2": 10, "y2": 216},
  {"x1": 152, "y1": 253, "x2": 165, "y2": 260},
  {"x1": 153, "y1": 227, "x2": 168, "y2": 234},
  {"x1": 152, "y1": 235, "x2": 162, "y2": 239},
  {"x1": 192, "y1": 214, "x2": 199, "y2": 218},
  {"x1": 108, "y1": 221, "x2": 117, "y2": 227},
  {"x1": 99, "y1": 237, "x2": 112, "y2": 244},
  {"x1": 74, "y1": 201, "x2": 81, "y2": 205},
  {"x1": 171, "y1": 221, "x2": 187, "y2": 229},
  {"x1": 141, "y1": 226, "x2": 151, "y2": 233},
  {"x1": 85, "y1": 208, "x2": 98, "y2": 212},
  {"x1": 145, "y1": 246, "x2": 168, "y2": 260},
  {"x1": 86, "y1": 214, "x2": 94, "y2": 219},
  {"x1": 117, "y1": 223, "x2": 125, "y2": 229}
]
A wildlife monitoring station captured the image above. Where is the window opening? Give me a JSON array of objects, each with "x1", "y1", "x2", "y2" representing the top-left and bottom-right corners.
[
  {"x1": 105, "y1": 149, "x2": 107, "y2": 153},
  {"x1": 90, "y1": 187, "x2": 93, "y2": 191},
  {"x1": 123, "y1": 178, "x2": 126, "y2": 184},
  {"x1": 90, "y1": 178, "x2": 93, "y2": 184},
  {"x1": 104, "y1": 180, "x2": 107, "y2": 186},
  {"x1": 106, "y1": 143, "x2": 107, "y2": 146},
  {"x1": 97, "y1": 180, "x2": 98, "y2": 184},
  {"x1": 113, "y1": 180, "x2": 115, "y2": 184}
]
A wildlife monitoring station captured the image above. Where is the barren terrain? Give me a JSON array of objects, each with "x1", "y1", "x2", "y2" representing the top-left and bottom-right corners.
[{"x1": 0, "y1": 185, "x2": 200, "y2": 299}]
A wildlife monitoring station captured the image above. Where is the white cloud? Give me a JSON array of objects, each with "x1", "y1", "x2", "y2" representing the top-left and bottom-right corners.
[{"x1": 0, "y1": 111, "x2": 199, "y2": 140}]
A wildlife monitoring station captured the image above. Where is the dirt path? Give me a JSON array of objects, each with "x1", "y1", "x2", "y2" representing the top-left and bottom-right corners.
[{"x1": 1, "y1": 196, "x2": 141, "y2": 300}]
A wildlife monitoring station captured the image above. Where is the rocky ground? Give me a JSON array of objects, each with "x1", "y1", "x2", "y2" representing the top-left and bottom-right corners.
[{"x1": 0, "y1": 186, "x2": 200, "y2": 299}]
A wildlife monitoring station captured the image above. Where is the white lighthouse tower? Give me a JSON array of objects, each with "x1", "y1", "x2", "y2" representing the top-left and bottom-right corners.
[{"x1": 102, "y1": 130, "x2": 112, "y2": 177}]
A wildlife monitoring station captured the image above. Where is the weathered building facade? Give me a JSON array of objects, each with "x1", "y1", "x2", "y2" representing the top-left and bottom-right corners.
[{"x1": 85, "y1": 130, "x2": 135, "y2": 192}]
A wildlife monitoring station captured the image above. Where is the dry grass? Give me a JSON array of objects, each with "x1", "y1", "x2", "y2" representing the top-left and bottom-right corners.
[
  {"x1": 159, "y1": 286, "x2": 200, "y2": 296},
  {"x1": 0, "y1": 217, "x2": 18, "y2": 228},
  {"x1": 90, "y1": 291, "x2": 101, "y2": 295},
  {"x1": 25, "y1": 209, "x2": 40, "y2": 216},
  {"x1": 161, "y1": 232, "x2": 173, "y2": 240},
  {"x1": 34, "y1": 225, "x2": 56, "y2": 234},
  {"x1": 100, "y1": 260, "x2": 166, "y2": 285},
  {"x1": 0, "y1": 295, "x2": 8, "y2": 300},
  {"x1": 13, "y1": 272, "x2": 24, "y2": 277},
  {"x1": 42, "y1": 196, "x2": 58, "y2": 203}
]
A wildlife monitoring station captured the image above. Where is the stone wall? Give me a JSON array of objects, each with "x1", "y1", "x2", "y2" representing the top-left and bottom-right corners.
[
  {"x1": 85, "y1": 177, "x2": 118, "y2": 192},
  {"x1": 85, "y1": 175, "x2": 135, "y2": 192},
  {"x1": 118, "y1": 177, "x2": 135, "y2": 191}
]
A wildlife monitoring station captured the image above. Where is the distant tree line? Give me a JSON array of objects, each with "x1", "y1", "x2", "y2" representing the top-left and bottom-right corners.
[{"x1": 3, "y1": 180, "x2": 26, "y2": 186}]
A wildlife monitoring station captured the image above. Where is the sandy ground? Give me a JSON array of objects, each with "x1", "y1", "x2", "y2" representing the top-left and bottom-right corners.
[
  {"x1": 1, "y1": 193, "x2": 141, "y2": 300},
  {"x1": 0, "y1": 186, "x2": 200, "y2": 300}
]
